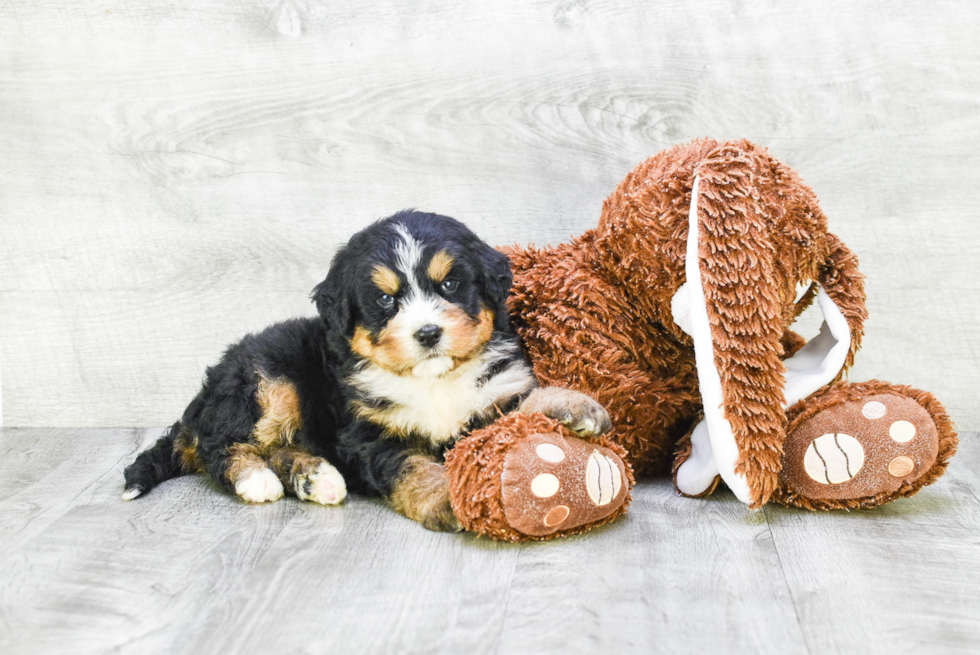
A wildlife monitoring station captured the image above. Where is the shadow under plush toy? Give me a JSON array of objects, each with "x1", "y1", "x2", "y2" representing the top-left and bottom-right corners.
[{"x1": 446, "y1": 138, "x2": 958, "y2": 541}]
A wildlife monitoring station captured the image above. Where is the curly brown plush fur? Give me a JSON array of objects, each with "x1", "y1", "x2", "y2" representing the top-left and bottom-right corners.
[
  {"x1": 498, "y1": 138, "x2": 953, "y2": 511},
  {"x1": 445, "y1": 138, "x2": 957, "y2": 540}
]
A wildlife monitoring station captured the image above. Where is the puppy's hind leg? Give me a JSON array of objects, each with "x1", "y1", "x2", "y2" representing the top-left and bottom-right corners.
[
  {"x1": 269, "y1": 447, "x2": 347, "y2": 506},
  {"x1": 191, "y1": 392, "x2": 284, "y2": 504}
]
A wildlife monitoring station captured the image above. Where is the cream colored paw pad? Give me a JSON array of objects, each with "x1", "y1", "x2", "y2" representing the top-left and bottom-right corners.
[
  {"x1": 803, "y1": 433, "x2": 865, "y2": 485},
  {"x1": 862, "y1": 401, "x2": 887, "y2": 420},
  {"x1": 544, "y1": 505, "x2": 570, "y2": 527},
  {"x1": 888, "y1": 456, "x2": 915, "y2": 477},
  {"x1": 535, "y1": 443, "x2": 566, "y2": 463},
  {"x1": 585, "y1": 449, "x2": 622, "y2": 506},
  {"x1": 530, "y1": 473, "x2": 560, "y2": 498},
  {"x1": 889, "y1": 420, "x2": 916, "y2": 443}
]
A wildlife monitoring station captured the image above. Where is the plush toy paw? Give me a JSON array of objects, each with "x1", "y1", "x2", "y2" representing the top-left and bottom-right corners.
[
  {"x1": 499, "y1": 431, "x2": 627, "y2": 536},
  {"x1": 447, "y1": 412, "x2": 633, "y2": 541},
  {"x1": 777, "y1": 381, "x2": 957, "y2": 510},
  {"x1": 519, "y1": 387, "x2": 612, "y2": 437}
]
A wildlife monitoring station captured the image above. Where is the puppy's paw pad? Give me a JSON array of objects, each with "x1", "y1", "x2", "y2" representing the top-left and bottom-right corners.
[
  {"x1": 296, "y1": 462, "x2": 347, "y2": 505},
  {"x1": 235, "y1": 467, "x2": 285, "y2": 503}
]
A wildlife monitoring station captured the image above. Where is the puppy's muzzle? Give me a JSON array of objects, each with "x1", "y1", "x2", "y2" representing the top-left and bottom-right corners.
[{"x1": 414, "y1": 324, "x2": 443, "y2": 348}]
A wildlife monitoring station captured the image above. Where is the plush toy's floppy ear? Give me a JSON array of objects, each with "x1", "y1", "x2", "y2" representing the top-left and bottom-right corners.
[
  {"x1": 672, "y1": 161, "x2": 869, "y2": 508},
  {"x1": 816, "y1": 234, "x2": 867, "y2": 372},
  {"x1": 672, "y1": 171, "x2": 789, "y2": 507},
  {"x1": 777, "y1": 235, "x2": 865, "y2": 409}
]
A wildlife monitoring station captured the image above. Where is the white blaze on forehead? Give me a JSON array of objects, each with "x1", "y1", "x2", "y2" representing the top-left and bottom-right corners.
[
  {"x1": 393, "y1": 224, "x2": 424, "y2": 293},
  {"x1": 395, "y1": 225, "x2": 443, "y2": 326},
  {"x1": 392, "y1": 223, "x2": 445, "y2": 337}
]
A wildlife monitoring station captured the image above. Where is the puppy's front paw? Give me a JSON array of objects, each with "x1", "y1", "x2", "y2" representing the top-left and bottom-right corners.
[
  {"x1": 520, "y1": 387, "x2": 612, "y2": 438},
  {"x1": 558, "y1": 396, "x2": 613, "y2": 438}
]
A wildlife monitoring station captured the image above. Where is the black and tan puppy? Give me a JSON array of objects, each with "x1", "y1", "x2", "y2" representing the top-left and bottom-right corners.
[{"x1": 123, "y1": 210, "x2": 610, "y2": 531}]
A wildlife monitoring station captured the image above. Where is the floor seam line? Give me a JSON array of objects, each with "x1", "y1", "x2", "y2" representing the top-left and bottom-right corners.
[{"x1": 764, "y1": 506, "x2": 813, "y2": 655}]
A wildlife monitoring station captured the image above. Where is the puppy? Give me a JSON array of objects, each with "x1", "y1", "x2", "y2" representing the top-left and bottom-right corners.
[{"x1": 123, "y1": 210, "x2": 610, "y2": 531}]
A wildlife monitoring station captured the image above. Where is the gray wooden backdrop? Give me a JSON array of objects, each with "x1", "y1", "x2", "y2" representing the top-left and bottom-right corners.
[{"x1": 1, "y1": 0, "x2": 978, "y2": 429}]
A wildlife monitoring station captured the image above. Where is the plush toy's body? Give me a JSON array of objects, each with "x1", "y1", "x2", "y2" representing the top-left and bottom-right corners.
[{"x1": 447, "y1": 139, "x2": 957, "y2": 539}]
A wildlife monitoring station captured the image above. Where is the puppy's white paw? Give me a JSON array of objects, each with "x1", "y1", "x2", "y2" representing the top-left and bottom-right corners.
[
  {"x1": 295, "y1": 462, "x2": 347, "y2": 505},
  {"x1": 235, "y1": 467, "x2": 284, "y2": 504}
]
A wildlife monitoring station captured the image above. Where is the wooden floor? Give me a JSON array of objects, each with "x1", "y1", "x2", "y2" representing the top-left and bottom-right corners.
[{"x1": 1, "y1": 428, "x2": 977, "y2": 654}]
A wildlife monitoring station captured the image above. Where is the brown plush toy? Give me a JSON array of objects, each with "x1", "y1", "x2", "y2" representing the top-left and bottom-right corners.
[{"x1": 446, "y1": 138, "x2": 958, "y2": 540}]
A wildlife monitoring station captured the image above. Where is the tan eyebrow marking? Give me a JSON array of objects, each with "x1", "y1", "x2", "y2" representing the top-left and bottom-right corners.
[
  {"x1": 371, "y1": 265, "x2": 401, "y2": 295},
  {"x1": 427, "y1": 250, "x2": 454, "y2": 283}
]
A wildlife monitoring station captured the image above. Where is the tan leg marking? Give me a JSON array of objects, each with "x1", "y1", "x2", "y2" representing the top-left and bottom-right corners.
[
  {"x1": 253, "y1": 376, "x2": 303, "y2": 449},
  {"x1": 519, "y1": 387, "x2": 612, "y2": 437},
  {"x1": 389, "y1": 455, "x2": 460, "y2": 532},
  {"x1": 172, "y1": 428, "x2": 204, "y2": 473}
]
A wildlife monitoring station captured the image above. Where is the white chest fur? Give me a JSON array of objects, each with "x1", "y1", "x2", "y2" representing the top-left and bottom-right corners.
[{"x1": 349, "y1": 343, "x2": 535, "y2": 445}]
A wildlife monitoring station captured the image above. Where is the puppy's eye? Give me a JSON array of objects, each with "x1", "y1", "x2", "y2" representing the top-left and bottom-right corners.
[
  {"x1": 377, "y1": 293, "x2": 395, "y2": 308},
  {"x1": 441, "y1": 279, "x2": 459, "y2": 293}
]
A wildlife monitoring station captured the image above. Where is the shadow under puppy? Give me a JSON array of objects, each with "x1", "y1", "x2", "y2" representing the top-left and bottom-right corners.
[{"x1": 123, "y1": 210, "x2": 610, "y2": 531}]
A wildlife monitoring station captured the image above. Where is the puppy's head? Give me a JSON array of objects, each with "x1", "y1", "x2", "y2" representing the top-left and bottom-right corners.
[{"x1": 313, "y1": 211, "x2": 512, "y2": 378}]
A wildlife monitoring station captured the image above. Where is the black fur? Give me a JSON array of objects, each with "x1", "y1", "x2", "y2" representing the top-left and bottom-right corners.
[{"x1": 124, "y1": 211, "x2": 530, "y2": 501}]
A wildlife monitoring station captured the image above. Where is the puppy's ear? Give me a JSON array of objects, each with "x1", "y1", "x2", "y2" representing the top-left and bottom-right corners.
[
  {"x1": 478, "y1": 246, "x2": 513, "y2": 307},
  {"x1": 311, "y1": 263, "x2": 354, "y2": 338},
  {"x1": 475, "y1": 245, "x2": 513, "y2": 332}
]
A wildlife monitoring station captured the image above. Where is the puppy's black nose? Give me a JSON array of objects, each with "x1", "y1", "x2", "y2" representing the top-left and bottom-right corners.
[{"x1": 414, "y1": 324, "x2": 443, "y2": 348}]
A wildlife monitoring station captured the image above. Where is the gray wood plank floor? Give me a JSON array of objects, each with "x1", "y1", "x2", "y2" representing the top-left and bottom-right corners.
[{"x1": 1, "y1": 428, "x2": 977, "y2": 654}]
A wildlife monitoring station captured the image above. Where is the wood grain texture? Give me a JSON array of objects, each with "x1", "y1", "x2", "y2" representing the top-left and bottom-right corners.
[
  {"x1": 1, "y1": 0, "x2": 978, "y2": 427},
  {"x1": 0, "y1": 427, "x2": 977, "y2": 654}
]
